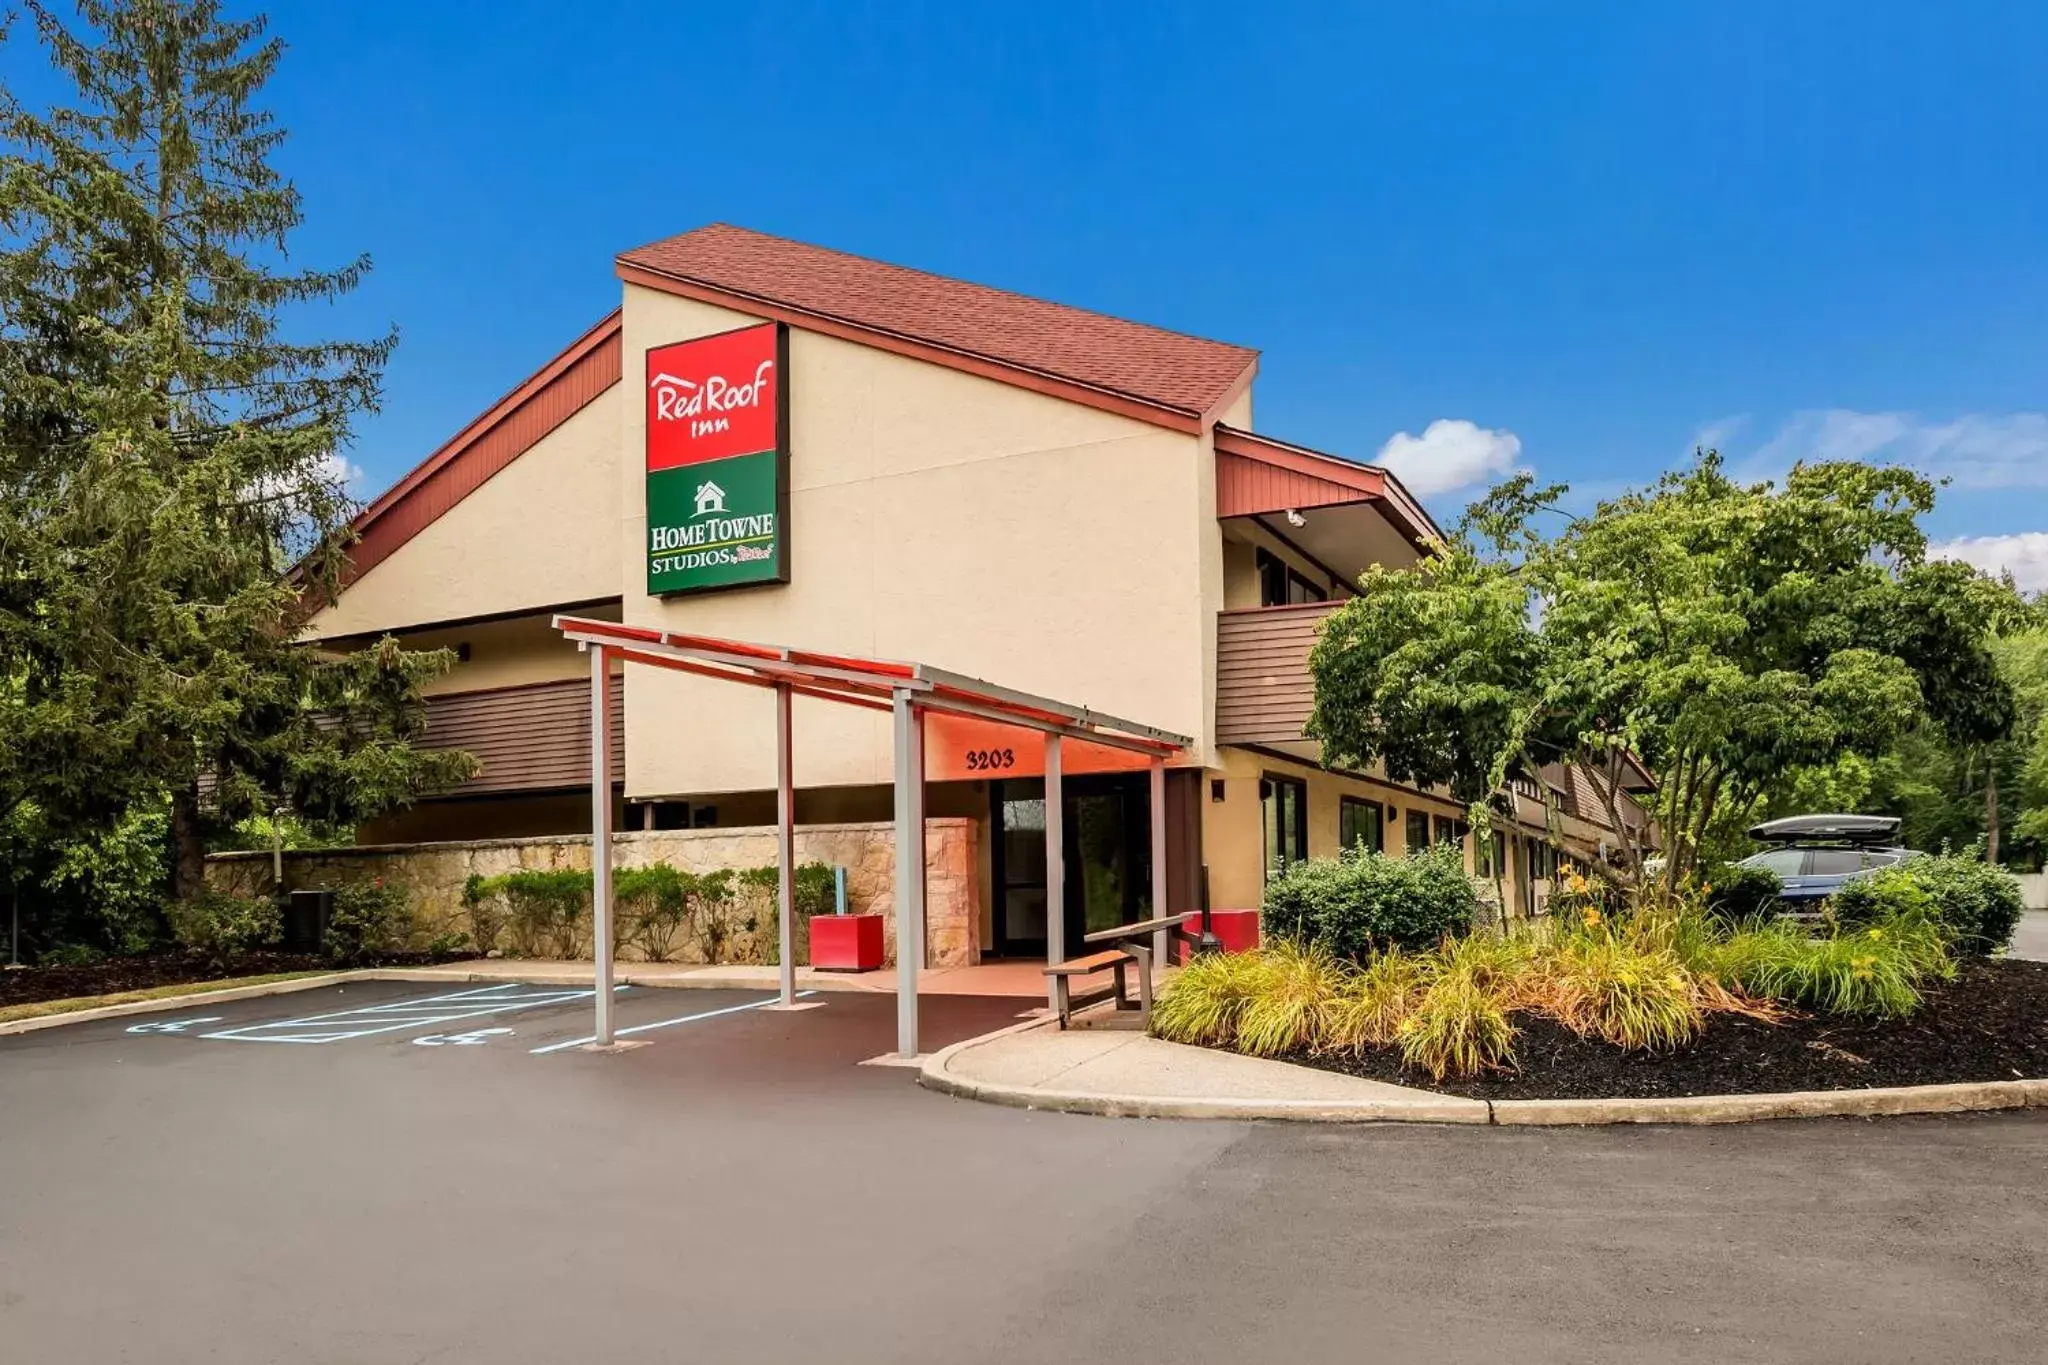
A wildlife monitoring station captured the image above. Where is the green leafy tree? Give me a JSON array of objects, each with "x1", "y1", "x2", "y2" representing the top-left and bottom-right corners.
[
  {"x1": 1309, "y1": 454, "x2": 2016, "y2": 891},
  {"x1": 0, "y1": 1, "x2": 473, "y2": 902}
]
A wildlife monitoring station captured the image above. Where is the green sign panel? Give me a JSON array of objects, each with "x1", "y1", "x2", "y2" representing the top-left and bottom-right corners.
[
  {"x1": 646, "y1": 449, "x2": 787, "y2": 595},
  {"x1": 644, "y1": 323, "x2": 790, "y2": 597}
]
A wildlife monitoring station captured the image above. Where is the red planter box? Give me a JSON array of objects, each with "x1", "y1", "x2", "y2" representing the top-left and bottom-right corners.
[
  {"x1": 1176, "y1": 909, "x2": 1260, "y2": 963},
  {"x1": 809, "y1": 913, "x2": 885, "y2": 972}
]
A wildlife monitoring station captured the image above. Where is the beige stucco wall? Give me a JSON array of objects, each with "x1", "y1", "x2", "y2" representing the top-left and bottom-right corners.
[
  {"x1": 1201, "y1": 745, "x2": 1475, "y2": 912},
  {"x1": 617, "y1": 285, "x2": 1216, "y2": 798},
  {"x1": 307, "y1": 386, "x2": 623, "y2": 640}
]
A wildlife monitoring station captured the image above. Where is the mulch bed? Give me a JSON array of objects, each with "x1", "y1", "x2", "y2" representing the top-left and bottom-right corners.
[
  {"x1": 1281, "y1": 957, "x2": 2048, "y2": 1100},
  {"x1": 0, "y1": 950, "x2": 467, "y2": 1010}
]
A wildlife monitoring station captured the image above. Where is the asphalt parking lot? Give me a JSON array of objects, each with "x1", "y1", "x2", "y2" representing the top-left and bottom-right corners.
[{"x1": 2, "y1": 980, "x2": 2045, "y2": 1364}]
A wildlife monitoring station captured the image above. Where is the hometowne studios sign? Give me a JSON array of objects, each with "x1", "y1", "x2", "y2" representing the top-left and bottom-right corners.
[{"x1": 645, "y1": 322, "x2": 790, "y2": 595}]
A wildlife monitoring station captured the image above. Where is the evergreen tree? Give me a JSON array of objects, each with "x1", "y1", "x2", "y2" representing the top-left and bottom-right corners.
[{"x1": 0, "y1": 1, "x2": 472, "y2": 903}]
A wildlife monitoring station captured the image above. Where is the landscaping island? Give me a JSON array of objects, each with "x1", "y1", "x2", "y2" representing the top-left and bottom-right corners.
[
  {"x1": 1152, "y1": 843, "x2": 2042, "y2": 1109},
  {"x1": 1289, "y1": 957, "x2": 2048, "y2": 1100}
]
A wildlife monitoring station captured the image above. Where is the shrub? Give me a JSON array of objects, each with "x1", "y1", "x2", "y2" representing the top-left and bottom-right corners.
[
  {"x1": 39, "y1": 942, "x2": 107, "y2": 968},
  {"x1": 462, "y1": 874, "x2": 505, "y2": 957},
  {"x1": 492, "y1": 870, "x2": 592, "y2": 958},
  {"x1": 618, "y1": 864, "x2": 693, "y2": 962},
  {"x1": 1833, "y1": 849, "x2": 2022, "y2": 955},
  {"x1": 167, "y1": 889, "x2": 281, "y2": 962},
  {"x1": 323, "y1": 880, "x2": 414, "y2": 965},
  {"x1": 689, "y1": 869, "x2": 740, "y2": 963},
  {"x1": 750, "y1": 861, "x2": 838, "y2": 967},
  {"x1": 1705, "y1": 863, "x2": 1782, "y2": 925},
  {"x1": 1263, "y1": 843, "x2": 1477, "y2": 959}
]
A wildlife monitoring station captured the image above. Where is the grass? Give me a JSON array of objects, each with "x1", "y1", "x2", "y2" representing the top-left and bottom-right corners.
[
  {"x1": 0, "y1": 971, "x2": 334, "y2": 1026},
  {"x1": 1232, "y1": 943, "x2": 1345, "y2": 1057},
  {"x1": 1152, "y1": 901, "x2": 1958, "y2": 1079},
  {"x1": 1398, "y1": 960, "x2": 1519, "y2": 1080}
]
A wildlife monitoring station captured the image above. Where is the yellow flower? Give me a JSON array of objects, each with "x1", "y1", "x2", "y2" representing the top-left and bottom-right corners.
[
  {"x1": 1866, "y1": 927, "x2": 1884, "y2": 941},
  {"x1": 1582, "y1": 908, "x2": 1602, "y2": 928},
  {"x1": 1701, "y1": 882, "x2": 1714, "y2": 895}
]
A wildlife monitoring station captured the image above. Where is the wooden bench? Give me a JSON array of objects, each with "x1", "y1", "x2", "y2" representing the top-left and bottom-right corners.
[
  {"x1": 1042, "y1": 913, "x2": 1200, "y2": 1030},
  {"x1": 1042, "y1": 950, "x2": 1135, "y2": 1030}
]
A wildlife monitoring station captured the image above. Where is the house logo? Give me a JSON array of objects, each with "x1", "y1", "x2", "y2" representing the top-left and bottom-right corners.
[{"x1": 692, "y1": 479, "x2": 726, "y2": 517}]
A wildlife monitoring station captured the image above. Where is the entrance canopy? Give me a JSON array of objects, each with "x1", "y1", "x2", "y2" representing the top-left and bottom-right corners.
[{"x1": 553, "y1": 614, "x2": 1192, "y2": 1058}]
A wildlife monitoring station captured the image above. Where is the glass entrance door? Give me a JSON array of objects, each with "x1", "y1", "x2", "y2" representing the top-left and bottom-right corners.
[{"x1": 991, "y1": 774, "x2": 1153, "y2": 958}]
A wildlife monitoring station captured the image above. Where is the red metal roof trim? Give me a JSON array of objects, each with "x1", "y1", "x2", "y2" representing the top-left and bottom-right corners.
[
  {"x1": 337, "y1": 311, "x2": 623, "y2": 590},
  {"x1": 555, "y1": 616, "x2": 1186, "y2": 753},
  {"x1": 1213, "y1": 425, "x2": 1443, "y2": 548},
  {"x1": 617, "y1": 224, "x2": 1259, "y2": 435}
]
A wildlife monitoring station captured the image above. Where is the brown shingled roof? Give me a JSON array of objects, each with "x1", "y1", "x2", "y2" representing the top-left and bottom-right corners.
[{"x1": 617, "y1": 223, "x2": 1258, "y2": 427}]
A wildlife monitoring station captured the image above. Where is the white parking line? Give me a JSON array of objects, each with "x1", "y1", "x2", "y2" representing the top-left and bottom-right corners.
[
  {"x1": 198, "y1": 984, "x2": 627, "y2": 1045},
  {"x1": 529, "y1": 992, "x2": 816, "y2": 1054}
]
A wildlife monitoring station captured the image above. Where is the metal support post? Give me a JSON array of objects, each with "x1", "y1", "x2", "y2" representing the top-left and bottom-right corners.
[
  {"x1": 590, "y1": 645, "x2": 616, "y2": 1045},
  {"x1": 893, "y1": 690, "x2": 926, "y2": 1058},
  {"x1": 1044, "y1": 733, "x2": 1065, "y2": 1014},
  {"x1": 1150, "y1": 758, "x2": 1169, "y2": 979},
  {"x1": 775, "y1": 681, "x2": 796, "y2": 1007}
]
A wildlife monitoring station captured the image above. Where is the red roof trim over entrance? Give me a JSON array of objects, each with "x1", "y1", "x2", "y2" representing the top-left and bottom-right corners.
[
  {"x1": 1213, "y1": 425, "x2": 1442, "y2": 548},
  {"x1": 337, "y1": 311, "x2": 623, "y2": 590},
  {"x1": 617, "y1": 224, "x2": 1259, "y2": 434}
]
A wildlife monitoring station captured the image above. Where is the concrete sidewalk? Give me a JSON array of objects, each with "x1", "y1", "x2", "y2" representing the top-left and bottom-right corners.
[
  {"x1": 921, "y1": 1019, "x2": 1491, "y2": 1123},
  {"x1": 921, "y1": 1016, "x2": 2048, "y2": 1127}
]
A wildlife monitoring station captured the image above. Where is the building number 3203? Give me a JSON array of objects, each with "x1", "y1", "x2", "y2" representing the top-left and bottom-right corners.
[{"x1": 963, "y1": 748, "x2": 1017, "y2": 771}]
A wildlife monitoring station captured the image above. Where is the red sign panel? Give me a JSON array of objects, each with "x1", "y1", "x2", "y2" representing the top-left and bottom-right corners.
[
  {"x1": 922, "y1": 713, "x2": 1158, "y2": 783},
  {"x1": 645, "y1": 324, "x2": 782, "y2": 472}
]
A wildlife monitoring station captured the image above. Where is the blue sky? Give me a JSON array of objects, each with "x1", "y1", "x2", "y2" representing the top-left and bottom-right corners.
[{"x1": 19, "y1": 2, "x2": 2048, "y2": 586}]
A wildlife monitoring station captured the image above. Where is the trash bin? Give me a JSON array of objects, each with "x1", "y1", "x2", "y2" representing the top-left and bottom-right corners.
[{"x1": 284, "y1": 889, "x2": 334, "y2": 954}]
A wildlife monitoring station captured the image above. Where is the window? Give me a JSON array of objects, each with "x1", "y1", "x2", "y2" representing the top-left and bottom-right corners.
[
  {"x1": 1340, "y1": 797, "x2": 1384, "y2": 854},
  {"x1": 1261, "y1": 775, "x2": 1308, "y2": 878},
  {"x1": 1433, "y1": 814, "x2": 1469, "y2": 849},
  {"x1": 1475, "y1": 830, "x2": 1507, "y2": 878},
  {"x1": 1805, "y1": 849, "x2": 1870, "y2": 876},
  {"x1": 1257, "y1": 548, "x2": 1328, "y2": 608},
  {"x1": 1405, "y1": 809, "x2": 1430, "y2": 853},
  {"x1": 1745, "y1": 849, "x2": 1807, "y2": 877}
]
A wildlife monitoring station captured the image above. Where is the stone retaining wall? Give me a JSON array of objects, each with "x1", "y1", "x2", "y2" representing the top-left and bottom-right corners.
[{"x1": 208, "y1": 819, "x2": 981, "y2": 968}]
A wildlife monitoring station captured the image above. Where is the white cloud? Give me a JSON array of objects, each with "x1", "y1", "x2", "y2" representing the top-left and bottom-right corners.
[
  {"x1": 1735, "y1": 409, "x2": 2048, "y2": 488},
  {"x1": 1375, "y1": 419, "x2": 1523, "y2": 497},
  {"x1": 1929, "y1": 532, "x2": 2048, "y2": 594},
  {"x1": 317, "y1": 452, "x2": 365, "y2": 490}
]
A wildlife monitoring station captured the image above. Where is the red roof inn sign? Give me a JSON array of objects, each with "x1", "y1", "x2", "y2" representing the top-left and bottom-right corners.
[{"x1": 645, "y1": 323, "x2": 791, "y2": 595}]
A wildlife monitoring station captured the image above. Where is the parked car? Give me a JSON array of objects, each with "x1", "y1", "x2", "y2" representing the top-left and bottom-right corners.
[{"x1": 1739, "y1": 814, "x2": 1920, "y2": 906}]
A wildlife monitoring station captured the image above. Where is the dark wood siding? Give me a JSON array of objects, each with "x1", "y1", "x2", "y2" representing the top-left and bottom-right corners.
[
  {"x1": 421, "y1": 676, "x2": 623, "y2": 796},
  {"x1": 1215, "y1": 602, "x2": 1335, "y2": 745}
]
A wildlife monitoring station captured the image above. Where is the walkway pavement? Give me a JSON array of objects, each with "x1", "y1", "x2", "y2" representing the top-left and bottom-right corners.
[{"x1": 923, "y1": 1017, "x2": 1489, "y2": 1122}]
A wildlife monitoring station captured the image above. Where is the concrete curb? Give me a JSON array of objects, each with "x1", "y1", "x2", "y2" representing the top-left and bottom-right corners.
[
  {"x1": 918, "y1": 1022, "x2": 2048, "y2": 1126},
  {"x1": 1488, "y1": 1079, "x2": 2048, "y2": 1126}
]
